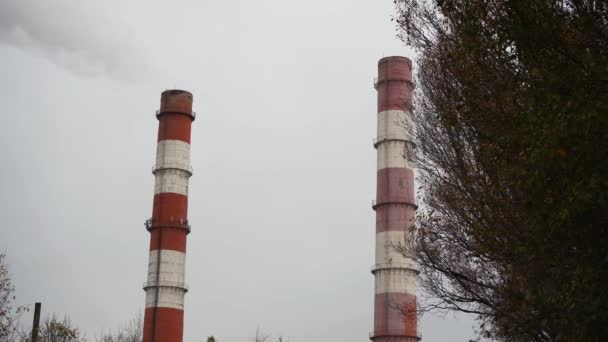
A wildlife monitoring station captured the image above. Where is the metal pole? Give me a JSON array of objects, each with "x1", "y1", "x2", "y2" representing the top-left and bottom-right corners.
[{"x1": 31, "y1": 302, "x2": 41, "y2": 342}]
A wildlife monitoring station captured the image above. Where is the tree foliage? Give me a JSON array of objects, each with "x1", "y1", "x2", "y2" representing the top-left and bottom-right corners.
[
  {"x1": 250, "y1": 327, "x2": 287, "y2": 342},
  {"x1": 34, "y1": 316, "x2": 86, "y2": 342},
  {"x1": 96, "y1": 313, "x2": 142, "y2": 342},
  {"x1": 0, "y1": 253, "x2": 26, "y2": 342},
  {"x1": 0, "y1": 253, "x2": 146, "y2": 342},
  {"x1": 394, "y1": 0, "x2": 608, "y2": 341}
]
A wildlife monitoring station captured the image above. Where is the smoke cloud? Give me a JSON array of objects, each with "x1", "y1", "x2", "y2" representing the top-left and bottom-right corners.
[{"x1": 0, "y1": 0, "x2": 150, "y2": 80}]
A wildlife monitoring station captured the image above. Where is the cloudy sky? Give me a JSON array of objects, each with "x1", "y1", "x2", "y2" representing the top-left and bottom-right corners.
[{"x1": 0, "y1": 0, "x2": 477, "y2": 341}]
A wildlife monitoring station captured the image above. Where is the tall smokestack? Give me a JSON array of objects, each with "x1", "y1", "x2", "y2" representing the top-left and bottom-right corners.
[
  {"x1": 143, "y1": 90, "x2": 195, "y2": 342},
  {"x1": 371, "y1": 56, "x2": 419, "y2": 342}
]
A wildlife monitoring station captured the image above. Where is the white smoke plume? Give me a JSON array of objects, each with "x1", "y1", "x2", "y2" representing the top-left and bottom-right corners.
[{"x1": 0, "y1": 0, "x2": 151, "y2": 80}]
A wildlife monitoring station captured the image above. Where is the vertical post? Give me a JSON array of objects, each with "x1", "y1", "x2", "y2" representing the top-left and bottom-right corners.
[{"x1": 31, "y1": 302, "x2": 41, "y2": 342}]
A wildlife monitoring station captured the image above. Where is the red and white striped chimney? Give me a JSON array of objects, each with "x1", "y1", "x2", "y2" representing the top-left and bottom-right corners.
[
  {"x1": 371, "y1": 56, "x2": 419, "y2": 342},
  {"x1": 143, "y1": 90, "x2": 195, "y2": 342}
]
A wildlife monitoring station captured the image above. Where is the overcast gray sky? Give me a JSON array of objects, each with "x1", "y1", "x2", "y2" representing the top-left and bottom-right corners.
[{"x1": 0, "y1": 0, "x2": 477, "y2": 341}]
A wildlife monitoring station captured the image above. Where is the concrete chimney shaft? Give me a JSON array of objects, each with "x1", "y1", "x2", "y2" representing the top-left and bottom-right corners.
[
  {"x1": 372, "y1": 56, "x2": 419, "y2": 342},
  {"x1": 143, "y1": 90, "x2": 195, "y2": 342}
]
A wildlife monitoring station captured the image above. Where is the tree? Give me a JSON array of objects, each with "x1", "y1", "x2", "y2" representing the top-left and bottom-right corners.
[
  {"x1": 96, "y1": 313, "x2": 142, "y2": 342},
  {"x1": 37, "y1": 316, "x2": 86, "y2": 342},
  {"x1": 250, "y1": 327, "x2": 287, "y2": 342},
  {"x1": 393, "y1": 0, "x2": 608, "y2": 341},
  {"x1": 1, "y1": 253, "x2": 143, "y2": 342},
  {"x1": 0, "y1": 253, "x2": 27, "y2": 342}
]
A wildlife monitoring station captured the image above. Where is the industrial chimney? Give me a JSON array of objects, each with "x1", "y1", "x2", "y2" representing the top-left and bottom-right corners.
[
  {"x1": 371, "y1": 56, "x2": 419, "y2": 342},
  {"x1": 143, "y1": 90, "x2": 195, "y2": 342}
]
